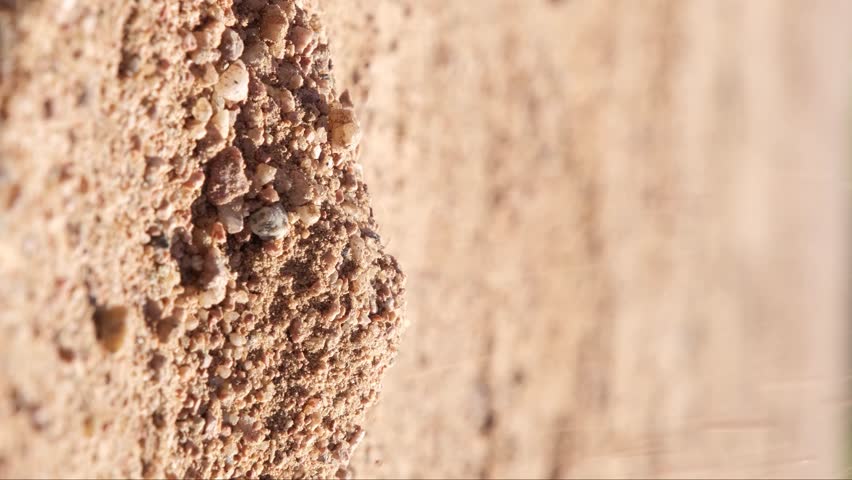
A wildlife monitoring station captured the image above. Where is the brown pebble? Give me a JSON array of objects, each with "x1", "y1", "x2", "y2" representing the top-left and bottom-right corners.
[
  {"x1": 199, "y1": 248, "x2": 229, "y2": 308},
  {"x1": 242, "y1": 41, "x2": 268, "y2": 68},
  {"x1": 197, "y1": 63, "x2": 219, "y2": 88},
  {"x1": 156, "y1": 317, "x2": 180, "y2": 343},
  {"x1": 336, "y1": 467, "x2": 352, "y2": 480},
  {"x1": 193, "y1": 18, "x2": 225, "y2": 51},
  {"x1": 262, "y1": 238, "x2": 285, "y2": 257},
  {"x1": 93, "y1": 305, "x2": 128, "y2": 353},
  {"x1": 210, "y1": 222, "x2": 227, "y2": 243},
  {"x1": 288, "y1": 317, "x2": 309, "y2": 343},
  {"x1": 260, "y1": 7, "x2": 289, "y2": 56},
  {"x1": 182, "y1": 169, "x2": 205, "y2": 191},
  {"x1": 258, "y1": 184, "x2": 279, "y2": 203},
  {"x1": 144, "y1": 157, "x2": 168, "y2": 183},
  {"x1": 269, "y1": 86, "x2": 296, "y2": 112},
  {"x1": 289, "y1": 26, "x2": 314, "y2": 54},
  {"x1": 207, "y1": 147, "x2": 250, "y2": 205}
]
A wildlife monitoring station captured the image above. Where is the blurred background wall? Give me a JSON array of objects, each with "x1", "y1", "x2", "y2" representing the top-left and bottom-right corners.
[{"x1": 319, "y1": 0, "x2": 852, "y2": 477}]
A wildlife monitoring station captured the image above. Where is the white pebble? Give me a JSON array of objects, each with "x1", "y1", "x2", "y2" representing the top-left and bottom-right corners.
[
  {"x1": 232, "y1": 290, "x2": 249, "y2": 304},
  {"x1": 216, "y1": 60, "x2": 249, "y2": 103},
  {"x1": 192, "y1": 98, "x2": 213, "y2": 123},
  {"x1": 209, "y1": 109, "x2": 231, "y2": 139},
  {"x1": 191, "y1": 48, "x2": 221, "y2": 65},
  {"x1": 293, "y1": 204, "x2": 321, "y2": 227},
  {"x1": 228, "y1": 332, "x2": 247, "y2": 347},
  {"x1": 189, "y1": 120, "x2": 207, "y2": 140}
]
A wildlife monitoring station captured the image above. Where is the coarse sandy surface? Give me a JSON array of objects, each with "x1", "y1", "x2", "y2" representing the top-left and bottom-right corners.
[
  {"x1": 1, "y1": 0, "x2": 852, "y2": 478},
  {"x1": 1, "y1": 1, "x2": 404, "y2": 478}
]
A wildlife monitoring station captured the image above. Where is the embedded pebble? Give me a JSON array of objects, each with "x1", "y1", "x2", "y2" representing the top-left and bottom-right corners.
[
  {"x1": 232, "y1": 290, "x2": 249, "y2": 304},
  {"x1": 192, "y1": 98, "x2": 213, "y2": 123},
  {"x1": 329, "y1": 108, "x2": 361, "y2": 150},
  {"x1": 188, "y1": 120, "x2": 207, "y2": 140},
  {"x1": 199, "y1": 249, "x2": 228, "y2": 308},
  {"x1": 348, "y1": 234, "x2": 370, "y2": 266},
  {"x1": 216, "y1": 364, "x2": 232, "y2": 379},
  {"x1": 144, "y1": 157, "x2": 168, "y2": 183},
  {"x1": 258, "y1": 184, "x2": 279, "y2": 203},
  {"x1": 253, "y1": 163, "x2": 277, "y2": 186},
  {"x1": 336, "y1": 467, "x2": 352, "y2": 480},
  {"x1": 248, "y1": 204, "x2": 289, "y2": 240},
  {"x1": 157, "y1": 317, "x2": 182, "y2": 343},
  {"x1": 216, "y1": 60, "x2": 249, "y2": 103},
  {"x1": 217, "y1": 199, "x2": 244, "y2": 234},
  {"x1": 289, "y1": 26, "x2": 314, "y2": 54},
  {"x1": 246, "y1": 127, "x2": 264, "y2": 145},
  {"x1": 209, "y1": 109, "x2": 231, "y2": 139},
  {"x1": 194, "y1": 19, "x2": 225, "y2": 50},
  {"x1": 191, "y1": 48, "x2": 221, "y2": 65},
  {"x1": 293, "y1": 204, "x2": 321, "y2": 227},
  {"x1": 183, "y1": 169, "x2": 205, "y2": 191},
  {"x1": 197, "y1": 64, "x2": 219, "y2": 88},
  {"x1": 268, "y1": 86, "x2": 296, "y2": 112},
  {"x1": 260, "y1": 8, "x2": 289, "y2": 56},
  {"x1": 190, "y1": 21, "x2": 225, "y2": 65},
  {"x1": 338, "y1": 123, "x2": 361, "y2": 149},
  {"x1": 207, "y1": 147, "x2": 250, "y2": 206},
  {"x1": 278, "y1": 63, "x2": 303, "y2": 90},
  {"x1": 242, "y1": 41, "x2": 268, "y2": 68},
  {"x1": 349, "y1": 426, "x2": 366, "y2": 449},
  {"x1": 93, "y1": 305, "x2": 128, "y2": 353},
  {"x1": 276, "y1": 168, "x2": 315, "y2": 206},
  {"x1": 228, "y1": 332, "x2": 246, "y2": 347},
  {"x1": 220, "y1": 28, "x2": 244, "y2": 62}
]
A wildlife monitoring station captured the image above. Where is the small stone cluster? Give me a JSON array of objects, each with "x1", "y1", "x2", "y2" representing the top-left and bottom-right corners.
[{"x1": 122, "y1": 1, "x2": 406, "y2": 479}]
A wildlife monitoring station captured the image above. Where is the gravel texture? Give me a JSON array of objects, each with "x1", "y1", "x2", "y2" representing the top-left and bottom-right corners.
[{"x1": 0, "y1": 1, "x2": 405, "y2": 478}]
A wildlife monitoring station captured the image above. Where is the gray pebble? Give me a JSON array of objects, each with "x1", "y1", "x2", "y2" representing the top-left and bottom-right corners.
[
  {"x1": 249, "y1": 204, "x2": 289, "y2": 240},
  {"x1": 220, "y1": 28, "x2": 244, "y2": 62}
]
